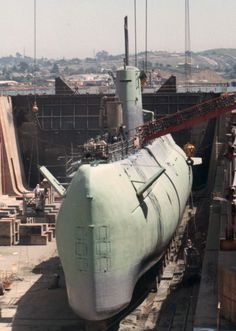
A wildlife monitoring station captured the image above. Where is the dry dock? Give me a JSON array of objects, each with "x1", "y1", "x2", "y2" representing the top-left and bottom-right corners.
[{"x1": 1, "y1": 96, "x2": 236, "y2": 330}]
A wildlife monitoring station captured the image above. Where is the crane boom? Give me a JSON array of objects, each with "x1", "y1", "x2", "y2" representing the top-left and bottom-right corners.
[{"x1": 139, "y1": 93, "x2": 236, "y2": 143}]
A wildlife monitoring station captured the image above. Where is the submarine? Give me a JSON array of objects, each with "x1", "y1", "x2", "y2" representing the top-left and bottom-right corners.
[{"x1": 54, "y1": 65, "x2": 193, "y2": 321}]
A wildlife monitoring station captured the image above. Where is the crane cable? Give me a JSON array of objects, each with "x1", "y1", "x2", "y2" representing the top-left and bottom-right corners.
[{"x1": 28, "y1": 0, "x2": 40, "y2": 186}]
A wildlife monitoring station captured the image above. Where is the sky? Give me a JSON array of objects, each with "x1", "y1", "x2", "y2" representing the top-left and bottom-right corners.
[{"x1": 0, "y1": 0, "x2": 235, "y2": 59}]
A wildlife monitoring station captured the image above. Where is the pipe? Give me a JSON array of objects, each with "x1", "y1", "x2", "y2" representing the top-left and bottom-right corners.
[{"x1": 124, "y1": 16, "x2": 129, "y2": 66}]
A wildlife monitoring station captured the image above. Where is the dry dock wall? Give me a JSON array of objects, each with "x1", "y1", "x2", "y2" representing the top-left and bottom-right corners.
[
  {"x1": 219, "y1": 262, "x2": 236, "y2": 324},
  {"x1": 194, "y1": 113, "x2": 236, "y2": 330},
  {"x1": 0, "y1": 96, "x2": 27, "y2": 195},
  {"x1": 12, "y1": 92, "x2": 219, "y2": 186}
]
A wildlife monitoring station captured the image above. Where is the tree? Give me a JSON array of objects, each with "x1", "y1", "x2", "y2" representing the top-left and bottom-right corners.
[
  {"x1": 19, "y1": 61, "x2": 29, "y2": 72},
  {"x1": 63, "y1": 66, "x2": 70, "y2": 75},
  {"x1": 96, "y1": 50, "x2": 109, "y2": 60},
  {"x1": 71, "y1": 58, "x2": 81, "y2": 64},
  {"x1": 51, "y1": 63, "x2": 60, "y2": 74},
  {"x1": 16, "y1": 52, "x2": 22, "y2": 58}
]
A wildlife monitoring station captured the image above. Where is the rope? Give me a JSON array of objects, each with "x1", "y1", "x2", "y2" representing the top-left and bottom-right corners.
[{"x1": 27, "y1": 139, "x2": 34, "y2": 187}]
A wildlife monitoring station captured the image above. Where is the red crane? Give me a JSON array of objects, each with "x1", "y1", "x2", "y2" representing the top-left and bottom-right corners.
[
  {"x1": 66, "y1": 93, "x2": 236, "y2": 166},
  {"x1": 138, "y1": 93, "x2": 236, "y2": 144}
]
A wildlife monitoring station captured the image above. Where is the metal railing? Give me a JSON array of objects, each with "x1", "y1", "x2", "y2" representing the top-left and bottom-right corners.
[
  {"x1": 66, "y1": 92, "x2": 236, "y2": 176},
  {"x1": 65, "y1": 138, "x2": 138, "y2": 176}
]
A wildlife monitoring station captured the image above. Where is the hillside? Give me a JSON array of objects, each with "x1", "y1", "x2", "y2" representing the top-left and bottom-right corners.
[{"x1": 0, "y1": 48, "x2": 235, "y2": 85}]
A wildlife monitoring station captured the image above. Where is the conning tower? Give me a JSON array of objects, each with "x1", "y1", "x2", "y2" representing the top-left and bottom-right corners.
[{"x1": 116, "y1": 66, "x2": 143, "y2": 137}]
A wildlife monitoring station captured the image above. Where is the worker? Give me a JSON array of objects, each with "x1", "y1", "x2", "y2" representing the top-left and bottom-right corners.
[
  {"x1": 133, "y1": 135, "x2": 140, "y2": 149},
  {"x1": 34, "y1": 184, "x2": 41, "y2": 199},
  {"x1": 40, "y1": 178, "x2": 50, "y2": 202},
  {"x1": 118, "y1": 125, "x2": 126, "y2": 141},
  {"x1": 224, "y1": 142, "x2": 234, "y2": 161},
  {"x1": 187, "y1": 239, "x2": 192, "y2": 248},
  {"x1": 95, "y1": 137, "x2": 108, "y2": 159},
  {"x1": 183, "y1": 142, "x2": 195, "y2": 158},
  {"x1": 140, "y1": 71, "x2": 147, "y2": 91},
  {"x1": 184, "y1": 239, "x2": 200, "y2": 277},
  {"x1": 33, "y1": 184, "x2": 45, "y2": 211},
  {"x1": 87, "y1": 138, "x2": 95, "y2": 149}
]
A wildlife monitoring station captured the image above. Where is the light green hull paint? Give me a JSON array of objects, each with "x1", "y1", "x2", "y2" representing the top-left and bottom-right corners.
[
  {"x1": 56, "y1": 134, "x2": 192, "y2": 321},
  {"x1": 56, "y1": 66, "x2": 192, "y2": 321},
  {"x1": 39, "y1": 165, "x2": 66, "y2": 197}
]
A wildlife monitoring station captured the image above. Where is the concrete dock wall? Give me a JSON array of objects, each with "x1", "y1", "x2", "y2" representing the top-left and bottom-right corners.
[{"x1": 0, "y1": 96, "x2": 27, "y2": 195}]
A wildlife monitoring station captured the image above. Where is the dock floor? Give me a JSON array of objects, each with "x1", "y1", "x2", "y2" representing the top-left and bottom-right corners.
[{"x1": 0, "y1": 242, "x2": 85, "y2": 331}]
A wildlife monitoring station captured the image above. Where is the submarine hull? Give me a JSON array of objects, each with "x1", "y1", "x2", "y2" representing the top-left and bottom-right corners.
[{"x1": 56, "y1": 134, "x2": 192, "y2": 321}]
